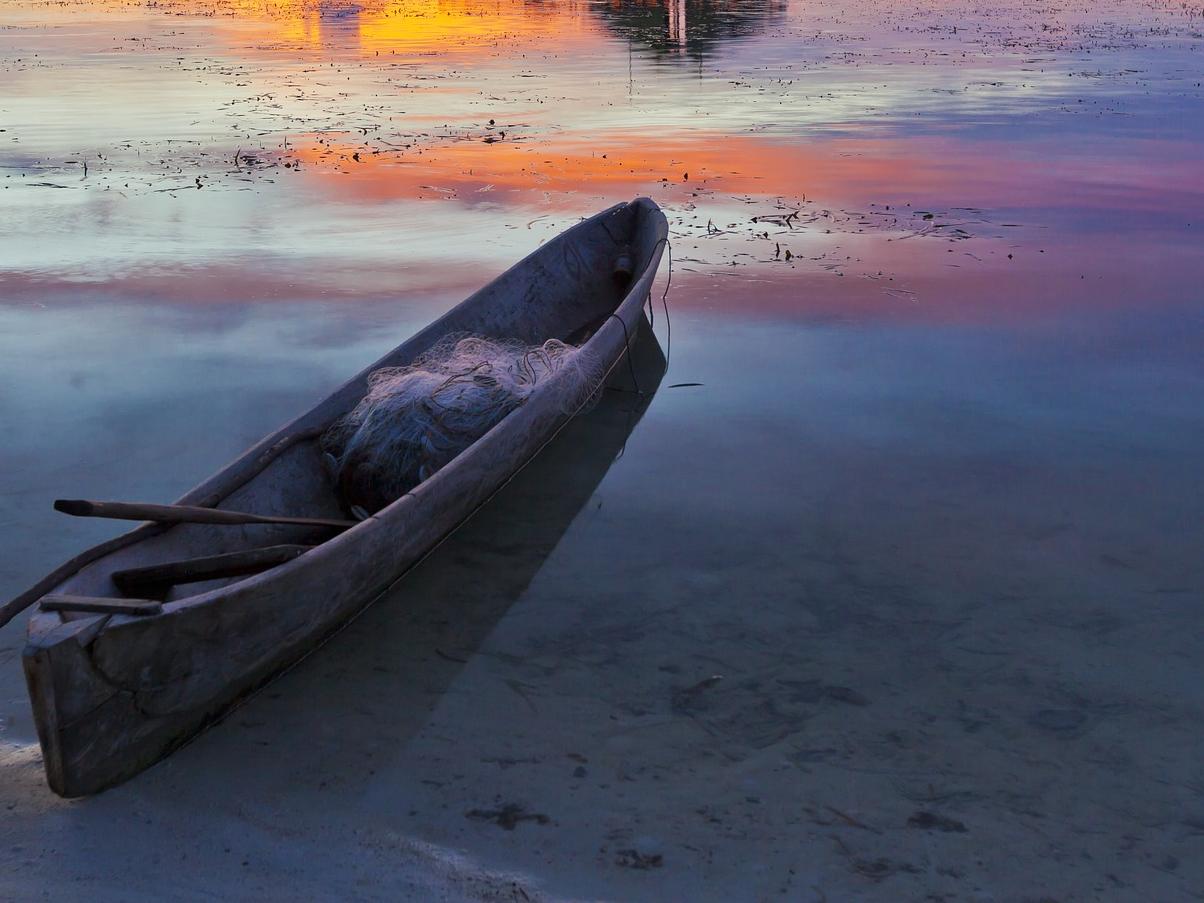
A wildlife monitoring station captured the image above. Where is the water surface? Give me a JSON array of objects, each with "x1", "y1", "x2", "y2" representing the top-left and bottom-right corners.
[{"x1": 1, "y1": 1, "x2": 1202, "y2": 900}]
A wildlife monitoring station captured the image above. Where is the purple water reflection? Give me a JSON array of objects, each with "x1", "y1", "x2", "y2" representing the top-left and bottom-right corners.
[{"x1": 1, "y1": 1, "x2": 1202, "y2": 899}]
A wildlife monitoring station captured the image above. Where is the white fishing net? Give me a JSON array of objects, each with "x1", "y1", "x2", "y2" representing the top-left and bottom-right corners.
[{"x1": 322, "y1": 334, "x2": 598, "y2": 515}]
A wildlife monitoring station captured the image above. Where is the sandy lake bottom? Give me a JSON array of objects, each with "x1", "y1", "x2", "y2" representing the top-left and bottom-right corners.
[{"x1": 1, "y1": 1, "x2": 1203, "y2": 900}]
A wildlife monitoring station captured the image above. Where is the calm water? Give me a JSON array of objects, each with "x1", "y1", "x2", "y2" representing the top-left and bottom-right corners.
[{"x1": 1, "y1": 1, "x2": 1203, "y2": 900}]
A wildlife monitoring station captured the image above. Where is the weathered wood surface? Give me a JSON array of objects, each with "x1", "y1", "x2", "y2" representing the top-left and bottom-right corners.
[
  {"x1": 0, "y1": 428, "x2": 323, "y2": 630},
  {"x1": 20, "y1": 197, "x2": 669, "y2": 797},
  {"x1": 0, "y1": 429, "x2": 326, "y2": 631},
  {"x1": 112, "y1": 545, "x2": 314, "y2": 592},
  {"x1": 40, "y1": 595, "x2": 163, "y2": 617},
  {"x1": 54, "y1": 500, "x2": 355, "y2": 531}
]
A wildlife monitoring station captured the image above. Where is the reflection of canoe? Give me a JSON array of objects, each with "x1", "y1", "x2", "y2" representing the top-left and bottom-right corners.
[
  {"x1": 18, "y1": 197, "x2": 669, "y2": 797},
  {"x1": 302, "y1": 319, "x2": 665, "y2": 749}
]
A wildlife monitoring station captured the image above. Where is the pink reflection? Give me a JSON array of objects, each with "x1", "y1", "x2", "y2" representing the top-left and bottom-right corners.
[{"x1": 281, "y1": 130, "x2": 1204, "y2": 225}]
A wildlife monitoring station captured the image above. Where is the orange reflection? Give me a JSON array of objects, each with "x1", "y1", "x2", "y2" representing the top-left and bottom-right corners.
[
  {"x1": 287, "y1": 133, "x2": 725, "y2": 203},
  {"x1": 287, "y1": 131, "x2": 919, "y2": 206},
  {"x1": 196, "y1": 0, "x2": 599, "y2": 55},
  {"x1": 357, "y1": 0, "x2": 595, "y2": 54},
  {"x1": 283, "y1": 130, "x2": 1204, "y2": 220}
]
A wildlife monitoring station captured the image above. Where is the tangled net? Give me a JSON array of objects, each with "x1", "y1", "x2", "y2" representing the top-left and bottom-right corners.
[{"x1": 322, "y1": 334, "x2": 595, "y2": 515}]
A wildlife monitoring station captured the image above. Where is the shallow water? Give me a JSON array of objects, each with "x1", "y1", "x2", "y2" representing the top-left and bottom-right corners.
[{"x1": 1, "y1": 1, "x2": 1203, "y2": 900}]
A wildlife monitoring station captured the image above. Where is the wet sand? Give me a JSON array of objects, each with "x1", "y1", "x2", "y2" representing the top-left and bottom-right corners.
[{"x1": 2, "y1": 1, "x2": 1203, "y2": 900}]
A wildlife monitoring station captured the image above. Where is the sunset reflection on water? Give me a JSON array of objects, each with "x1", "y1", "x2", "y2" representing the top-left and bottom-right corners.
[
  {"x1": 1, "y1": 2, "x2": 1203, "y2": 899},
  {"x1": 3, "y1": 0, "x2": 1200, "y2": 308}
]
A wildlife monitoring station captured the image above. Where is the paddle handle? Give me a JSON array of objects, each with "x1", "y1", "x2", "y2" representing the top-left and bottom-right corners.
[{"x1": 54, "y1": 499, "x2": 355, "y2": 530}]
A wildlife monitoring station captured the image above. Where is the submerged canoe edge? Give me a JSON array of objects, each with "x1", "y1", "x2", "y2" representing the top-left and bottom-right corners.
[{"x1": 22, "y1": 197, "x2": 669, "y2": 797}]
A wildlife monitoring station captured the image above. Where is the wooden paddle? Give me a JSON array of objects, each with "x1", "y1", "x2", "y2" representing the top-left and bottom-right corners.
[
  {"x1": 0, "y1": 427, "x2": 331, "y2": 631},
  {"x1": 54, "y1": 499, "x2": 356, "y2": 530}
]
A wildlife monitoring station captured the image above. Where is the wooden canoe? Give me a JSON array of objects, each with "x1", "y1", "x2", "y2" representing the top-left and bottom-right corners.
[{"x1": 15, "y1": 197, "x2": 669, "y2": 797}]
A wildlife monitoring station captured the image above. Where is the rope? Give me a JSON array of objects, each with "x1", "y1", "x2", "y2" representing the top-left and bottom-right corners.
[
  {"x1": 645, "y1": 236, "x2": 673, "y2": 367},
  {"x1": 606, "y1": 312, "x2": 641, "y2": 396},
  {"x1": 660, "y1": 238, "x2": 673, "y2": 366}
]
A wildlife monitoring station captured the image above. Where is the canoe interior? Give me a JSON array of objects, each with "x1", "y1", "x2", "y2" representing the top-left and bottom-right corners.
[{"x1": 41, "y1": 198, "x2": 663, "y2": 615}]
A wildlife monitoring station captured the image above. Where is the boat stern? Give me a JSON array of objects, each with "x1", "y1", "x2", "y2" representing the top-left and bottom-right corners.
[{"x1": 23, "y1": 613, "x2": 135, "y2": 797}]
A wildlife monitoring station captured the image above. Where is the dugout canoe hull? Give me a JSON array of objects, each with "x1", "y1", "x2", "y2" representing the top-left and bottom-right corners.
[{"x1": 19, "y1": 197, "x2": 669, "y2": 797}]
